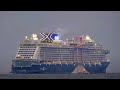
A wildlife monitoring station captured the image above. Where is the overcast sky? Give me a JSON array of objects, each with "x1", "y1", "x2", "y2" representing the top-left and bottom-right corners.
[{"x1": 0, "y1": 11, "x2": 120, "y2": 74}]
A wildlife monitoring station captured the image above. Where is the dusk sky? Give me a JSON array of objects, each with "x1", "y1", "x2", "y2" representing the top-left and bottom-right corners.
[{"x1": 0, "y1": 11, "x2": 120, "y2": 73}]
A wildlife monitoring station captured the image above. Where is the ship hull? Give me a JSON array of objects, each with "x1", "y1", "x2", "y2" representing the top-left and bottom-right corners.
[
  {"x1": 11, "y1": 64, "x2": 77, "y2": 74},
  {"x1": 11, "y1": 60, "x2": 110, "y2": 74},
  {"x1": 82, "y1": 61, "x2": 110, "y2": 74}
]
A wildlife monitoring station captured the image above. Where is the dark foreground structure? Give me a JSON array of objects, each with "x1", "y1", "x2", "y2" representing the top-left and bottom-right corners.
[{"x1": 0, "y1": 73, "x2": 120, "y2": 79}]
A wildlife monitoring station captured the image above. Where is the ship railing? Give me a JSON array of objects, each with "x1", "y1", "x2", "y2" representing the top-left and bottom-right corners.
[{"x1": 39, "y1": 60, "x2": 100, "y2": 64}]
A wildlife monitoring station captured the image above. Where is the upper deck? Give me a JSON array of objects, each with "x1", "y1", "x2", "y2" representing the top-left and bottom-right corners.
[{"x1": 15, "y1": 32, "x2": 110, "y2": 61}]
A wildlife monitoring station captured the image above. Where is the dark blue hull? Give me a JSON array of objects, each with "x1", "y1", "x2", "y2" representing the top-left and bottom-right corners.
[
  {"x1": 82, "y1": 61, "x2": 110, "y2": 74},
  {"x1": 11, "y1": 61, "x2": 109, "y2": 74},
  {"x1": 11, "y1": 64, "x2": 77, "y2": 74}
]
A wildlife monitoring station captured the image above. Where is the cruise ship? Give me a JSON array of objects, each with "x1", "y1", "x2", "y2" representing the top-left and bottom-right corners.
[{"x1": 11, "y1": 32, "x2": 110, "y2": 74}]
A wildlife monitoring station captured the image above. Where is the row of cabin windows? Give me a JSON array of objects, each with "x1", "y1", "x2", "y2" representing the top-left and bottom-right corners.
[
  {"x1": 39, "y1": 51, "x2": 74, "y2": 53},
  {"x1": 19, "y1": 49, "x2": 36, "y2": 50},
  {"x1": 77, "y1": 55, "x2": 105, "y2": 57},
  {"x1": 45, "y1": 54, "x2": 75, "y2": 55},
  {"x1": 40, "y1": 50, "x2": 102, "y2": 53},
  {"x1": 76, "y1": 58, "x2": 103, "y2": 60},
  {"x1": 40, "y1": 55, "x2": 74, "y2": 57},
  {"x1": 16, "y1": 57, "x2": 31, "y2": 58},
  {"x1": 41, "y1": 48, "x2": 103, "y2": 50},
  {"x1": 48, "y1": 53, "x2": 103, "y2": 56},
  {"x1": 18, "y1": 53, "x2": 34, "y2": 54},
  {"x1": 16, "y1": 57, "x2": 32, "y2": 58},
  {"x1": 89, "y1": 57, "x2": 105, "y2": 59},
  {"x1": 40, "y1": 49, "x2": 74, "y2": 51},
  {"x1": 40, "y1": 57, "x2": 74, "y2": 59},
  {"x1": 77, "y1": 54, "x2": 105, "y2": 56},
  {"x1": 44, "y1": 48, "x2": 74, "y2": 50},
  {"x1": 78, "y1": 51, "x2": 101, "y2": 53},
  {"x1": 43, "y1": 51, "x2": 74, "y2": 53},
  {"x1": 45, "y1": 56, "x2": 74, "y2": 58},
  {"x1": 89, "y1": 55, "x2": 105, "y2": 56},
  {"x1": 20, "y1": 55, "x2": 33, "y2": 56},
  {"x1": 20, "y1": 44, "x2": 36, "y2": 46},
  {"x1": 77, "y1": 52, "x2": 104, "y2": 55},
  {"x1": 41, "y1": 58, "x2": 74, "y2": 61},
  {"x1": 20, "y1": 47, "x2": 36, "y2": 48},
  {"x1": 19, "y1": 51, "x2": 35, "y2": 52},
  {"x1": 40, "y1": 52, "x2": 74, "y2": 54},
  {"x1": 24, "y1": 57, "x2": 32, "y2": 58},
  {"x1": 43, "y1": 57, "x2": 104, "y2": 59},
  {"x1": 45, "y1": 58, "x2": 74, "y2": 60},
  {"x1": 43, "y1": 55, "x2": 61, "y2": 56},
  {"x1": 77, "y1": 58, "x2": 104, "y2": 60}
]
